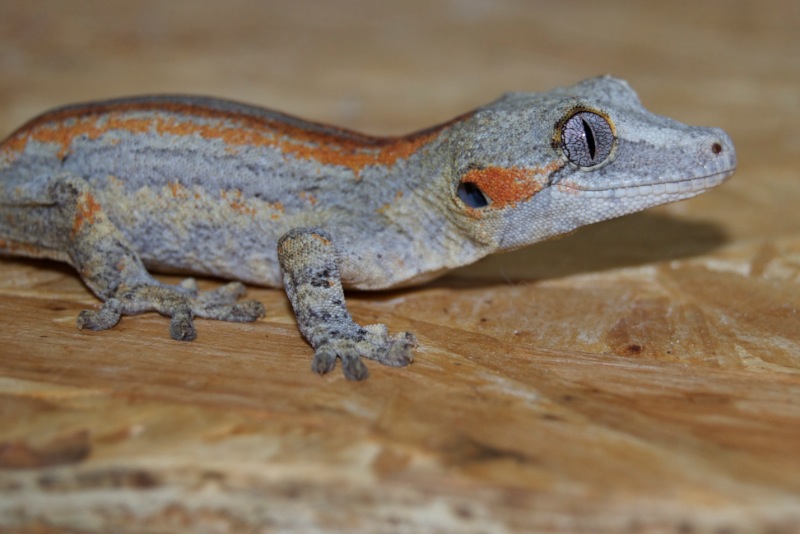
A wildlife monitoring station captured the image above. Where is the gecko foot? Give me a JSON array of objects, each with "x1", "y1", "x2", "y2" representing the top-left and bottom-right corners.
[
  {"x1": 311, "y1": 326, "x2": 417, "y2": 381},
  {"x1": 77, "y1": 281, "x2": 265, "y2": 340}
]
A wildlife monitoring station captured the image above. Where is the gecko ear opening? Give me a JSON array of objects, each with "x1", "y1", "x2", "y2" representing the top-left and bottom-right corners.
[{"x1": 457, "y1": 181, "x2": 490, "y2": 208}]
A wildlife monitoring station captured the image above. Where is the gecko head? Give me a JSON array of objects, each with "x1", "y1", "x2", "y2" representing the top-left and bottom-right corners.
[{"x1": 445, "y1": 76, "x2": 737, "y2": 251}]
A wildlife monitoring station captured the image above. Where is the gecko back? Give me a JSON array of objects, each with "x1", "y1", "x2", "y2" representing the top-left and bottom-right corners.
[{"x1": 0, "y1": 95, "x2": 443, "y2": 284}]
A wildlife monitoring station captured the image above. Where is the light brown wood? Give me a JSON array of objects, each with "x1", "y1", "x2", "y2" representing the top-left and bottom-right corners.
[{"x1": 1, "y1": 1, "x2": 799, "y2": 532}]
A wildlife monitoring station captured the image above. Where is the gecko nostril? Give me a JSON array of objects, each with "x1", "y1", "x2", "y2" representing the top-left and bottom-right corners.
[{"x1": 711, "y1": 142, "x2": 723, "y2": 155}]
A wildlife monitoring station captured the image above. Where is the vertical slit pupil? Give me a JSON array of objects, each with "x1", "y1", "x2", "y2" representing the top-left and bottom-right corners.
[{"x1": 582, "y1": 118, "x2": 596, "y2": 160}]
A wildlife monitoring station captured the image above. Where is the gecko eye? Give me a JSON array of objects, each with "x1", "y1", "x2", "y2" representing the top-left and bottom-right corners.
[
  {"x1": 561, "y1": 111, "x2": 614, "y2": 167},
  {"x1": 457, "y1": 181, "x2": 489, "y2": 208}
]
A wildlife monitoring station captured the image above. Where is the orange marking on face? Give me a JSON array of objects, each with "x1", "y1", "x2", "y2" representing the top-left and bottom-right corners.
[
  {"x1": 463, "y1": 206, "x2": 485, "y2": 220},
  {"x1": 0, "y1": 101, "x2": 470, "y2": 174},
  {"x1": 72, "y1": 192, "x2": 102, "y2": 236},
  {"x1": 462, "y1": 162, "x2": 562, "y2": 209}
]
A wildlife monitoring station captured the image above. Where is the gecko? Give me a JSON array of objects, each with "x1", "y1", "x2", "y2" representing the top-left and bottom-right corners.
[{"x1": 0, "y1": 76, "x2": 736, "y2": 380}]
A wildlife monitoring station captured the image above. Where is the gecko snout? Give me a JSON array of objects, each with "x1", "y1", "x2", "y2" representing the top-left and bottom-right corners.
[
  {"x1": 695, "y1": 127, "x2": 736, "y2": 178},
  {"x1": 709, "y1": 129, "x2": 737, "y2": 172}
]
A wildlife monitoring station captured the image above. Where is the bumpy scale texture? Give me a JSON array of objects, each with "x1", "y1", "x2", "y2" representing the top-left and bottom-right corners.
[{"x1": 0, "y1": 77, "x2": 736, "y2": 379}]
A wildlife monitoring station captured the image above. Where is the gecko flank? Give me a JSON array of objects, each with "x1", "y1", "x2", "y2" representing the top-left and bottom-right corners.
[{"x1": 0, "y1": 76, "x2": 736, "y2": 379}]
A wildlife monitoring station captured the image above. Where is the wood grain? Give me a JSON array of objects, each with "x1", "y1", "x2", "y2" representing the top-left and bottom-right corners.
[{"x1": 1, "y1": 1, "x2": 799, "y2": 532}]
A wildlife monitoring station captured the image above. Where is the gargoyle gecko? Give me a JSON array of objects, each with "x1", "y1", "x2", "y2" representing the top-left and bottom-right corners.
[{"x1": 0, "y1": 77, "x2": 736, "y2": 379}]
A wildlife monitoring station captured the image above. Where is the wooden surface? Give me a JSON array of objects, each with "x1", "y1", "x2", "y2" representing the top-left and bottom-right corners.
[{"x1": 1, "y1": 1, "x2": 799, "y2": 532}]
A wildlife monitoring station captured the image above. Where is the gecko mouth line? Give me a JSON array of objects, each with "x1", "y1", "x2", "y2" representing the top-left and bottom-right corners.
[{"x1": 558, "y1": 167, "x2": 736, "y2": 197}]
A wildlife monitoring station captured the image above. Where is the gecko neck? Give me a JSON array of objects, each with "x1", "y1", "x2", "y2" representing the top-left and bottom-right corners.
[{"x1": 335, "y1": 132, "x2": 495, "y2": 289}]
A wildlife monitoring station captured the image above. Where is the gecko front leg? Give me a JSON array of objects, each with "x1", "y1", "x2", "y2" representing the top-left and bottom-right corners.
[
  {"x1": 48, "y1": 173, "x2": 265, "y2": 339},
  {"x1": 278, "y1": 228, "x2": 417, "y2": 380}
]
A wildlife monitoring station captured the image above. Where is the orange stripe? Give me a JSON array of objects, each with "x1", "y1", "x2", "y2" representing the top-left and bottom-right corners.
[{"x1": 1, "y1": 100, "x2": 466, "y2": 174}]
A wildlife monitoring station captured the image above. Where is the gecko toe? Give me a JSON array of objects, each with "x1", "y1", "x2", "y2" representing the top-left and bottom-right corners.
[
  {"x1": 77, "y1": 298, "x2": 123, "y2": 331},
  {"x1": 196, "y1": 281, "x2": 248, "y2": 306},
  {"x1": 193, "y1": 300, "x2": 265, "y2": 322},
  {"x1": 382, "y1": 332, "x2": 417, "y2": 367},
  {"x1": 229, "y1": 300, "x2": 266, "y2": 321},
  {"x1": 341, "y1": 354, "x2": 369, "y2": 381},
  {"x1": 360, "y1": 326, "x2": 417, "y2": 367},
  {"x1": 191, "y1": 282, "x2": 264, "y2": 321},
  {"x1": 311, "y1": 347, "x2": 337, "y2": 375},
  {"x1": 169, "y1": 307, "x2": 197, "y2": 341}
]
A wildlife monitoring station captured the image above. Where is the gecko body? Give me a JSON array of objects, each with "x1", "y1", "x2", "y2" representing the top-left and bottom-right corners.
[{"x1": 0, "y1": 77, "x2": 736, "y2": 379}]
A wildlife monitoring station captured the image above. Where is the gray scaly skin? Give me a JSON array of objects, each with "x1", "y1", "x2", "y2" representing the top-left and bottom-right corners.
[{"x1": 0, "y1": 76, "x2": 736, "y2": 379}]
